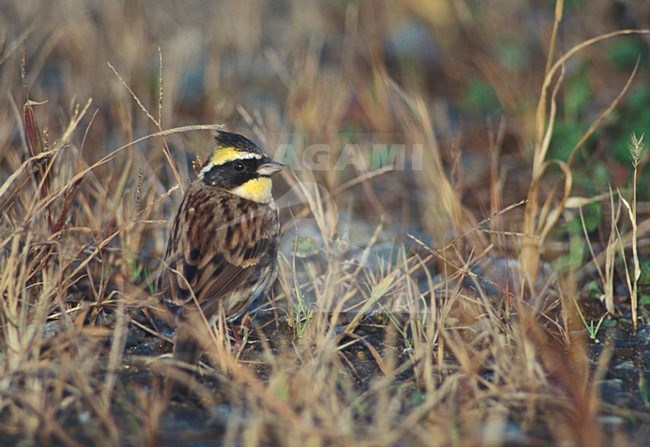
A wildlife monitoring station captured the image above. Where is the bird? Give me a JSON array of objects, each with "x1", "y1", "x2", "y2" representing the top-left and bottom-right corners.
[{"x1": 159, "y1": 130, "x2": 283, "y2": 368}]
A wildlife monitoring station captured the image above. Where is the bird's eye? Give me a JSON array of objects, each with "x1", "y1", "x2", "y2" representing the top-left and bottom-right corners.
[{"x1": 233, "y1": 162, "x2": 245, "y2": 172}]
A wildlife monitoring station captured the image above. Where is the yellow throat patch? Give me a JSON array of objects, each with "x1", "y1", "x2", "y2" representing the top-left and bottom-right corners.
[
  {"x1": 230, "y1": 177, "x2": 273, "y2": 203},
  {"x1": 209, "y1": 147, "x2": 261, "y2": 166}
]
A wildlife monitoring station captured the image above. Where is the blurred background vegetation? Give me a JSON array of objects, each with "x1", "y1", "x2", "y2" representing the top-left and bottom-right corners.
[{"x1": 2, "y1": 0, "x2": 648, "y2": 240}]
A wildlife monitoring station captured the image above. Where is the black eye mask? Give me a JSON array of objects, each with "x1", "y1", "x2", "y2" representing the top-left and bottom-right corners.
[{"x1": 202, "y1": 158, "x2": 261, "y2": 189}]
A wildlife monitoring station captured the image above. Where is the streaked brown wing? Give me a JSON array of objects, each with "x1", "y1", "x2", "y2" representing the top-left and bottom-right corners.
[
  {"x1": 193, "y1": 253, "x2": 251, "y2": 303},
  {"x1": 162, "y1": 182, "x2": 276, "y2": 317}
]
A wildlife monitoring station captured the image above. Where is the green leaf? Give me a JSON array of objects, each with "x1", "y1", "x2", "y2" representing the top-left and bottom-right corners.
[
  {"x1": 639, "y1": 260, "x2": 650, "y2": 285},
  {"x1": 566, "y1": 75, "x2": 591, "y2": 117},
  {"x1": 549, "y1": 122, "x2": 584, "y2": 161},
  {"x1": 495, "y1": 41, "x2": 528, "y2": 72},
  {"x1": 460, "y1": 78, "x2": 501, "y2": 117},
  {"x1": 294, "y1": 237, "x2": 319, "y2": 258},
  {"x1": 607, "y1": 36, "x2": 647, "y2": 68}
]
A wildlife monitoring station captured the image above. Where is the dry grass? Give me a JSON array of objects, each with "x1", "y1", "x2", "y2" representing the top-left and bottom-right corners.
[{"x1": 1, "y1": 1, "x2": 649, "y2": 446}]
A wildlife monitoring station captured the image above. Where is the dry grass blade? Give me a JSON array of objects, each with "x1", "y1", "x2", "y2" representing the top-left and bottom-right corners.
[
  {"x1": 536, "y1": 28, "x2": 650, "y2": 143},
  {"x1": 536, "y1": 159, "x2": 572, "y2": 242},
  {"x1": 604, "y1": 188, "x2": 621, "y2": 315},
  {"x1": 22, "y1": 124, "x2": 223, "y2": 220},
  {"x1": 391, "y1": 80, "x2": 469, "y2": 243},
  {"x1": 22, "y1": 100, "x2": 52, "y2": 226},
  {"x1": 107, "y1": 61, "x2": 159, "y2": 128},
  {"x1": 332, "y1": 164, "x2": 394, "y2": 196},
  {"x1": 408, "y1": 199, "x2": 527, "y2": 277},
  {"x1": 23, "y1": 100, "x2": 45, "y2": 158},
  {"x1": 567, "y1": 61, "x2": 639, "y2": 167},
  {"x1": 108, "y1": 58, "x2": 195, "y2": 195},
  {"x1": 0, "y1": 149, "x2": 55, "y2": 210},
  {"x1": 344, "y1": 269, "x2": 399, "y2": 334},
  {"x1": 521, "y1": 27, "x2": 650, "y2": 285},
  {"x1": 521, "y1": 66, "x2": 564, "y2": 286},
  {"x1": 101, "y1": 300, "x2": 128, "y2": 408},
  {"x1": 619, "y1": 193, "x2": 638, "y2": 328},
  {"x1": 626, "y1": 133, "x2": 645, "y2": 330}
]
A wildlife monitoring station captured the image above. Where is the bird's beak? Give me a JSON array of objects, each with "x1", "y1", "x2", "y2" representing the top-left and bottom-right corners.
[{"x1": 257, "y1": 160, "x2": 284, "y2": 176}]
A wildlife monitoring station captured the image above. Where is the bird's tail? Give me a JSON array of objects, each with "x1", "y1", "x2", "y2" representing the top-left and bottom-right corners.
[
  {"x1": 172, "y1": 304, "x2": 210, "y2": 368},
  {"x1": 172, "y1": 324, "x2": 203, "y2": 367},
  {"x1": 164, "y1": 310, "x2": 206, "y2": 398}
]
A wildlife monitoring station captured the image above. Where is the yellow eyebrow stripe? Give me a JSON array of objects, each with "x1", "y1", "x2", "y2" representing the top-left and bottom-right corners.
[{"x1": 209, "y1": 147, "x2": 261, "y2": 166}]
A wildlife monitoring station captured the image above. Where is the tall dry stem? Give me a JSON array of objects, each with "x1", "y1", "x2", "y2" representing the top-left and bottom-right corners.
[{"x1": 521, "y1": 0, "x2": 649, "y2": 285}]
